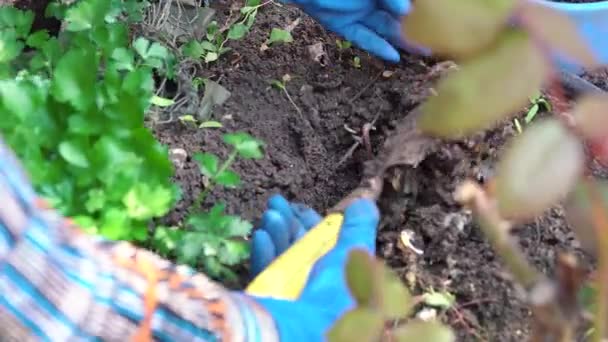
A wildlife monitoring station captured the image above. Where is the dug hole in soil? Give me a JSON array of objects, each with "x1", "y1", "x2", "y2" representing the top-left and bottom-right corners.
[{"x1": 151, "y1": 3, "x2": 608, "y2": 341}]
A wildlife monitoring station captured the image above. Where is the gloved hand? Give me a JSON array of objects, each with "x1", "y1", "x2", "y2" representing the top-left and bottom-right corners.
[
  {"x1": 281, "y1": 0, "x2": 425, "y2": 62},
  {"x1": 250, "y1": 194, "x2": 323, "y2": 277},
  {"x1": 249, "y1": 195, "x2": 380, "y2": 341}
]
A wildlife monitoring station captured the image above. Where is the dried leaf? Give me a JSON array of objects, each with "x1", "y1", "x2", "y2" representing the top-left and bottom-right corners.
[
  {"x1": 572, "y1": 93, "x2": 608, "y2": 140},
  {"x1": 393, "y1": 321, "x2": 455, "y2": 342},
  {"x1": 402, "y1": 0, "x2": 515, "y2": 59},
  {"x1": 197, "y1": 80, "x2": 231, "y2": 120},
  {"x1": 563, "y1": 179, "x2": 608, "y2": 256},
  {"x1": 326, "y1": 308, "x2": 384, "y2": 342},
  {"x1": 418, "y1": 29, "x2": 547, "y2": 139},
  {"x1": 496, "y1": 118, "x2": 584, "y2": 220},
  {"x1": 345, "y1": 250, "x2": 376, "y2": 306},
  {"x1": 518, "y1": 2, "x2": 597, "y2": 68}
]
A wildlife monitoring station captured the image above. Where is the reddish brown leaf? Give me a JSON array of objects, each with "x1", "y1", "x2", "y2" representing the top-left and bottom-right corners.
[
  {"x1": 518, "y1": 1, "x2": 598, "y2": 68},
  {"x1": 572, "y1": 94, "x2": 608, "y2": 140}
]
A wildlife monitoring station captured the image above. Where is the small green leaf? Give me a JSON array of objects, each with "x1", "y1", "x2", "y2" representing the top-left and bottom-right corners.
[
  {"x1": 226, "y1": 217, "x2": 253, "y2": 237},
  {"x1": 216, "y1": 170, "x2": 241, "y2": 187},
  {"x1": 150, "y1": 95, "x2": 175, "y2": 107},
  {"x1": 327, "y1": 308, "x2": 384, "y2": 342},
  {"x1": 194, "y1": 152, "x2": 219, "y2": 178},
  {"x1": 180, "y1": 115, "x2": 197, "y2": 123},
  {"x1": 235, "y1": 139, "x2": 264, "y2": 159},
  {"x1": 268, "y1": 28, "x2": 293, "y2": 45},
  {"x1": 85, "y1": 189, "x2": 106, "y2": 213},
  {"x1": 59, "y1": 140, "x2": 90, "y2": 168},
  {"x1": 228, "y1": 23, "x2": 249, "y2": 40},
  {"x1": 200, "y1": 41, "x2": 217, "y2": 51},
  {"x1": 418, "y1": 29, "x2": 547, "y2": 138},
  {"x1": 123, "y1": 183, "x2": 174, "y2": 220},
  {"x1": 51, "y1": 49, "x2": 98, "y2": 111},
  {"x1": 182, "y1": 40, "x2": 205, "y2": 59},
  {"x1": 205, "y1": 52, "x2": 219, "y2": 63},
  {"x1": 153, "y1": 226, "x2": 183, "y2": 256},
  {"x1": 524, "y1": 104, "x2": 539, "y2": 124},
  {"x1": 423, "y1": 291, "x2": 456, "y2": 309},
  {"x1": 111, "y1": 47, "x2": 134, "y2": 71},
  {"x1": 0, "y1": 30, "x2": 25, "y2": 63},
  {"x1": 270, "y1": 80, "x2": 285, "y2": 90},
  {"x1": 218, "y1": 240, "x2": 250, "y2": 265},
  {"x1": 345, "y1": 250, "x2": 376, "y2": 306},
  {"x1": 147, "y1": 42, "x2": 168, "y2": 60},
  {"x1": 26, "y1": 30, "x2": 50, "y2": 48},
  {"x1": 393, "y1": 321, "x2": 455, "y2": 342},
  {"x1": 133, "y1": 37, "x2": 150, "y2": 58},
  {"x1": 496, "y1": 118, "x2": 584, "y2": 220},
  {"x1": 200, "y1": 120, "x2": 223, "y2": 128},
  {"x1": 100, "y1": 208, "x2": 130, "y2": 240},
  {"x1": 223, "y1": 132, "x2": 264, "y2": 159},
  {"x1": 64, "y1": 0, "x2": 111, "y2": 31}
]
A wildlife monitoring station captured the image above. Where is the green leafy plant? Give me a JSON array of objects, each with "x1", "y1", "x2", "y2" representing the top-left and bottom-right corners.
[
  {"x1": 182, "y1": 0, "x2": 266, "y2": 63},
  {"x1": 402, "y1": 0, "x2": 608, "y2": 340},
  {"x1": 171, "y1": 132, "x2": 265, "y2": 280},
  {"x1": 0, "y1": 1, "x2": 178, "y2": 242},
  {"x1": 2, "y1": 1, "x2": 266, "y2": 283},
  {"x1": 328, "y1": 249, "x2": 455, "y2": 342}
]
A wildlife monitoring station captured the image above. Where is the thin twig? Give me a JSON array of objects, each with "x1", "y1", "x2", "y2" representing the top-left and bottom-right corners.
[{"x1": 348, "y1": 70, "x2": 382, "y2": 105}]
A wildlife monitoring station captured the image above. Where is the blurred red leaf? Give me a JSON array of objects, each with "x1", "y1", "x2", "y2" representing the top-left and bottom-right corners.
[
  {"x1": 518, "y1": 1, "x2": 598, "y2": 69},
  {"x1": 572, "y1": 94, "x2": 608, "y2": 140}
]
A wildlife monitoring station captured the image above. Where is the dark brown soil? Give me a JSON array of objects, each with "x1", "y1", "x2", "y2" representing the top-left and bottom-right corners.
[{"x1": 151, "y1": 3, "x2": 604, "y2": 341}]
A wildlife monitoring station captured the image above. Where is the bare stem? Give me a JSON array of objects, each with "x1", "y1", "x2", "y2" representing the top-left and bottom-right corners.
[
  {"x1": 587, "y1": 180, "x2": 608, "y2": 342},
  {"x1": 455, "y1": 181, "x2": 541, "y2": 288}
]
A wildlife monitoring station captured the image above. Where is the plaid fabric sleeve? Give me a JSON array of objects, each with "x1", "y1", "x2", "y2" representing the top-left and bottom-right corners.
[{"x1": 0, "y1": 138, "x2": 280, "y2": 342}]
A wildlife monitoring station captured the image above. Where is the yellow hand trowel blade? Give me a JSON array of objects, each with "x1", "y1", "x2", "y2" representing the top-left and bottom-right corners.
[{"x1": 245, "y1": 213, "x2": 344, "y2": 300}]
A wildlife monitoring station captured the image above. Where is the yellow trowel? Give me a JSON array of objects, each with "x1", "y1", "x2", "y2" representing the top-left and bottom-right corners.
[{"x1": 245, "y1": 107, "x2": 438, "y2": 300}]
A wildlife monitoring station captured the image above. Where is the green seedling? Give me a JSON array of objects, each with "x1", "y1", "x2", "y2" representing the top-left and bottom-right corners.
[
  {"x1": 336, "y1": 39, "x2": 352, "y2": 51},
  {"x1": 181, "y1": 132, "x2": 264, "y2": 279},
  {"x1": 352, "y1": 56, "x2": 361, "y2": 69},
  {"x1": 514, "y1": 92, "x2": 551, "y2": 134},
  {"x1": 182, "y1": 0, "x2": 266, "y2": 63},
  {"x1": 336, "y1": 39, "x2": 352, "y2": 61},
  {"x1": 178, "y1": 115, "x2": 223, "y2": 129},
  {"x1": 271, "y1": 75, "x2": 302, "y2": 115}
]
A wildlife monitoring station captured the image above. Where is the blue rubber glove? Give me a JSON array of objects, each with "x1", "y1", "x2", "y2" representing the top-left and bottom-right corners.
[
  {"x1": 250, "y1": 197, "x2": 380, "y2": 341},
  {"x1": 250, "y1": 194, "x2": 322, "y2": 277},
  {"x1": 281, "y1": 0, "x2": 422, "y2": 62}
]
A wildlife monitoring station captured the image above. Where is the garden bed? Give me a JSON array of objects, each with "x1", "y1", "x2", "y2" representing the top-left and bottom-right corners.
[
  {"x1": 9, "y1": 0, "x2": 607, "y2": 339},
  {"x1": 150, "y1": 3, "x2": 606, "y2": 341}
]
